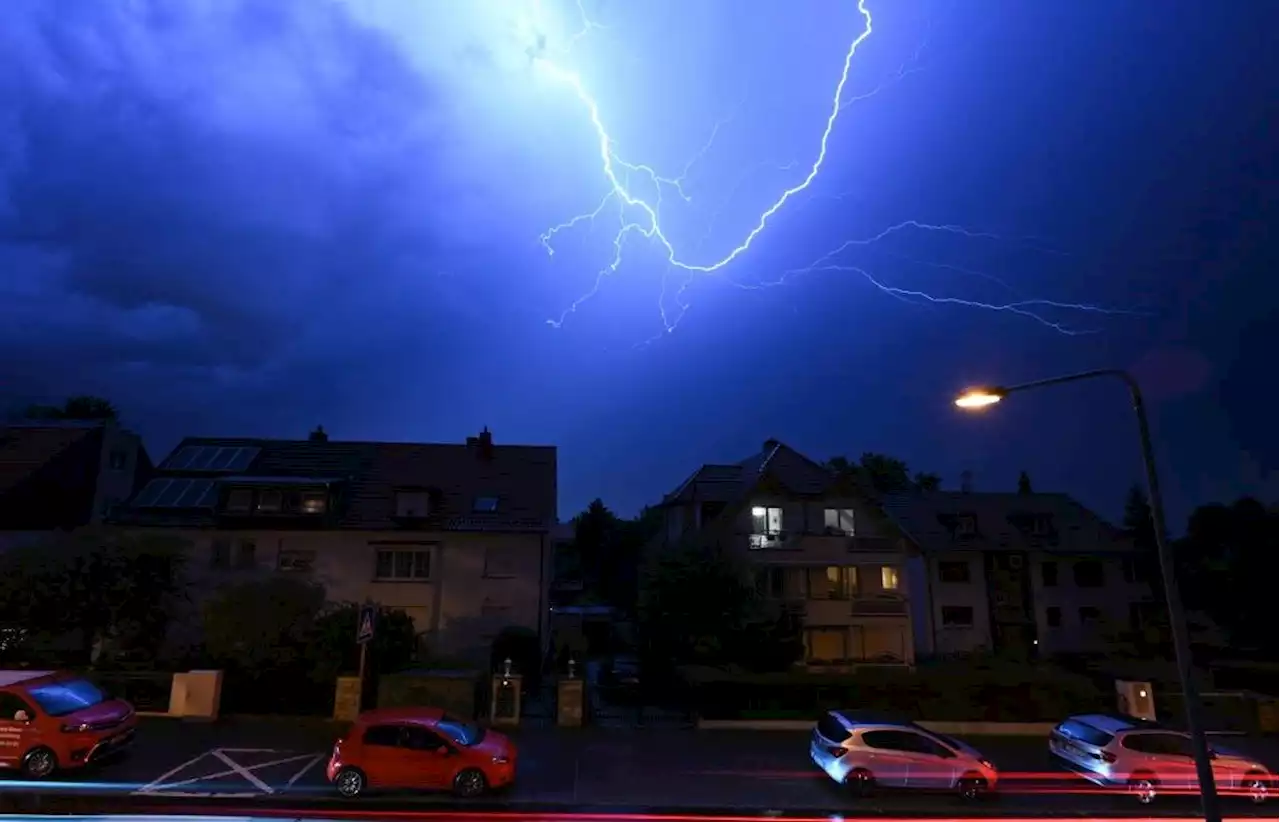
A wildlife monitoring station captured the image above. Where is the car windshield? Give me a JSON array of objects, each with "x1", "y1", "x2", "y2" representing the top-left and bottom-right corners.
[
  {"x1": 436, "y1": 717, "x2": 484, "y2": 747},
  {"x1": 26, "y1": 678, "x2": 107, "y2": 717}
]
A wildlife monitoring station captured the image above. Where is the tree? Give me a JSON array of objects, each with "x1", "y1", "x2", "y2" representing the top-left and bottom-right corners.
[
  {"x1": 202, "y1": 577, "x2": 326, "y2": 670},
  {"x1": 1017, "y1": 471, "x2": 1034, "y2": 494},
  {"x1": 827, "y1": 452, "x2": 942, "y2": 494},
  {"x1": 0, "y1": 529, "x2": 188, "y2": 663},
  {"x1": 569, "y1": 499, "x2": 662, "y2": 613},
  {"x1": 1122, "y1": 484, "x2": 1156, "y2": 552},
  {"x1": 914, "y1": 472, "x2": 942, "y2": 492},
  {"x1": 22, "y1": 395, "x2": 118, "y2": 421}
]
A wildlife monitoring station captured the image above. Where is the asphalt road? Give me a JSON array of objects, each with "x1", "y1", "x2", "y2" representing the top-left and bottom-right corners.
[{"x1": 1, "y1": 718, "x2": 1275, "y2": 818}]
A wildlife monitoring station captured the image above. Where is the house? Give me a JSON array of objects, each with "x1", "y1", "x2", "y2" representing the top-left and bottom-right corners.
[
  {"x1": 882, "y1": 491, "x2": 1159, "y2": 658},
  {"x1": 0, "y1": 419, "x2": 150, "y2": 545},
  {"x1": 650, "y1": 439, "x2": 917, "y2": 668},
  {"x1": 113, "y1": 427, "x2": 557, "y2": 663}
]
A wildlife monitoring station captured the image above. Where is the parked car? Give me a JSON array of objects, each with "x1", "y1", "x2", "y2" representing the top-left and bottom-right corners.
[
  {"x1": 327, "y1": 707, "x2": 516, "y2": 798},
  {"x1": 810, "y1": 710, "x2": 999, "y2": 799},
  {"x1": 1049, "y1": 713, "x2": 1272, "y2": 805},
  {"x1": 0, "y1": 669, "x2": 138, "y2": 779}
]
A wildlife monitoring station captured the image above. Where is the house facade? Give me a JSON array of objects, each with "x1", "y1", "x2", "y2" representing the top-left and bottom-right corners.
[
  {"x1": 884, "y1": 491, "x2": 1159, "y2": 658},
  {"x1": 0, "y1": 419, "x2": 150, "y2": 546},
  {"x1": 113, "y1": 427, "x2": 557, "y2": 663},
  {"x1": 652, "y1": 439, "x2": 917, "y2": 668}
]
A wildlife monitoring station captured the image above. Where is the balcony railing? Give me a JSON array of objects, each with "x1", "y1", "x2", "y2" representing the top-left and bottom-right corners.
[
  {"x1": 850, "y1": 596, "x2": 909, "y2": 616},
  {"x1": 746, "y1": 531, "x2": 899, "y2": 552}
]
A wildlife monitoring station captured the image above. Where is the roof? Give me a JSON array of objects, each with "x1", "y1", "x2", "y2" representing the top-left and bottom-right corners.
[
  {"x1": 880, "y1": 491, "x2": 1134, "y2": 555},
  {"x1": 0, "y1": 423, "x2": 100, "y2": 496},
  {"x1": 663, "y1": 439, "x2": 844, "y2": 505},
  {"x1": 1070, "y1": 713, "x2": 1159, "y2": 734},
  {"x1": 356, "y1": 706, "x2": 445, "y2": 724},
  {"x1": 116, "y1": 430, "x2": 557, "y2": 532},
  {"x1": 0, "y1": 670, "x2": 57, "y2": 688}
]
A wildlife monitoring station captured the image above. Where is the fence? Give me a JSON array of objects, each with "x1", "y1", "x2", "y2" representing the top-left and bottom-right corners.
[{"x1": 1158, "y1": 690, "x2": 1278, "y2": 735}]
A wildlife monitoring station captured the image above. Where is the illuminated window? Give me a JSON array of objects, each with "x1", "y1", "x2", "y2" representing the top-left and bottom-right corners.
[
  {"x1": 880, "y1": 566, "x2": 900, "y2": 591},
  {"x1": 300, "y1": 492, "x2": 327, "y2": 514},
  {"x1": 808, "y1": 566, "x2": 857, "y2": 599},
  {"x1": 823, "y1": 508, "x2": 855, "y2": 535},
  {"x1": 750, "y1": 506, "x2": 783, "y2": 534}
]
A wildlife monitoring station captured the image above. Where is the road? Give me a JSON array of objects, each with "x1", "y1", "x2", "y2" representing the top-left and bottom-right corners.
[{"x1": 1, "y1": 718, "x2": 1275, "y2": 818}]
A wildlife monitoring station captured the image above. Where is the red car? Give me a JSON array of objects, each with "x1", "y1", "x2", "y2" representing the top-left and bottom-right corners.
[
  {"x1": 327, "y1": 707, "x2": 516, "y2": 798},
  {"x1": 0, "y1": 670, "x2": 137, "y2": 779}
]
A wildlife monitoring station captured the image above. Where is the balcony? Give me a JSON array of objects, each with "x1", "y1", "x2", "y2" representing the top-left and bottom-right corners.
[{"x1": 850, "y1": 595, "x2": 909, "y2": 617}]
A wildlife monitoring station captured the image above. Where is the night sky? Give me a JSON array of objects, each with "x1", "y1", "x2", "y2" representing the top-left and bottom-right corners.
[{"x1": 2, "y1": 0, "x2": 1274, "y2": 527}]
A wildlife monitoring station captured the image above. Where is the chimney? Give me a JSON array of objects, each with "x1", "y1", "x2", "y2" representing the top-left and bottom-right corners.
[
  {"x1": 960, "y1": 470, "x2": 974, "y2": 493},
  {"x1": 762, "y1": 438, "x2": 780, "y2": 453},
  {"x1": 468, "y1": 427, "x2": 494, "y2": 460},
  {"x1": 309, "y1": 425, "x2": 329, "y2": 443}
]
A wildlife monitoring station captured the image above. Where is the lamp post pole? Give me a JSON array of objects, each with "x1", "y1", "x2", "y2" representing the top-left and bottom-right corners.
[{"x1": 956, "y1": 369, "x2": 1220, "y2": 822}]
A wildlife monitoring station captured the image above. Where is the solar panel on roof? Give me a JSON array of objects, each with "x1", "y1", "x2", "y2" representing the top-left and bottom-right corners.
[
  {"x1": 225, "y1": 447, "x2": 260, "y2": 471},
  {"x1": 132, "y1": 479, "x2": 172, "y2": 507},
  {"x1": 195, "y1": 482, "x2": 220, "y2": 507},
  {"x1": 208, "y1": 447, "x2": 239, "y2": 470},
  {"x1": 175, "y1": 479, "x2": 214, "y2": 507},
  {"x1": 186, "y1": 447, "x2": 220, "y2": 470},
  {"x1": 154, "y1": 479, "x2": 191, "y2": 507},
  {"x1": 163, "y1": 446, "x2": 201, "y2": 470}
]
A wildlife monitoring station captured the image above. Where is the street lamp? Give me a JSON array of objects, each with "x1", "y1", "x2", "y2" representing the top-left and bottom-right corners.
[{"x1": 954, "y1": 369, "x2": 1221, "y2": 822}]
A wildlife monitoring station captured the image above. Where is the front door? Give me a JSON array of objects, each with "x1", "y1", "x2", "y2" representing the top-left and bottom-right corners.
[
  {"x1": 400, "y1": 726, "x2": 454, "y2": 789},
  {"x1": 0, "y1": 693, "x2": 36, "y2": 767},
  {"x1": 859, "y1": 729, "x2": 917, "y2": 788},
  {"x1": 897, "y1": 731, "x2": 961, "y2": 789}
]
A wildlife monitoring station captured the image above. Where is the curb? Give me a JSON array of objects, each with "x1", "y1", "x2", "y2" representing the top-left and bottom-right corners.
[{"x1": 696, "y1": 719, "x2": 1057, "y2": 735}]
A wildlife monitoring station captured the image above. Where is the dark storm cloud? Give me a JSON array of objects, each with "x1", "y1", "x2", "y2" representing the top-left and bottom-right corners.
[{"x1": 0, "y1": 0, "x2": 460, "y2": 416}]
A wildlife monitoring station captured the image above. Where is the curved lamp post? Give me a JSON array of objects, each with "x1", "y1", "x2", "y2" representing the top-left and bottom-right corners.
[{"x1": 954, "y1": 369, "x2": 1221, "y2": 822}]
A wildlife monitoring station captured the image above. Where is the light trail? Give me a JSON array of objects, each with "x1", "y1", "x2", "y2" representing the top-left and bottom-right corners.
[{"x1": 529, "y1": 1, "x2": 1136, "y2": 337}]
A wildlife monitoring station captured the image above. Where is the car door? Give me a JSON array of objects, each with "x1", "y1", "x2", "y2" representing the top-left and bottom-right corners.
[
  {"x1": 0, "y1": 693, "x2": 37, "y2": 768},
  {"x1": 1123, "y1": 732, "x2": 1198, "y2": 791},
  {"x1": 360, "y1": 724, "x2": 408, "y2": 788},
  {"x1": 898, "y1": 731, "x2": 961, "y2": 789},
  {"x1": 857, "y1": 729, "x2": 917, "y2": 788},
  {"x1": 400, "y1": 725, "x2": 454, "y2": 789}
]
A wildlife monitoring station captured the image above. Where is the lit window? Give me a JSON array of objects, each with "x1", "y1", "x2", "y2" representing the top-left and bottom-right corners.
[
  {"x1": 301, "y1": 492, "x2": 327, "y2": 514},
  {"x1": 750, "y1": 506, "x2": 783, "y2": 534},
  {"x1": 808, "y1": 566, "x2": 857, "y2": 599},
  {"x1": 881, "y1": 566, "x2": 900, "y2": 591},
  {"x1": 374, "y1": 549, "x2": 431, "y2": 580},
  {"x1": 823, "y1": 508, "x2": 855, "y2": 535}
]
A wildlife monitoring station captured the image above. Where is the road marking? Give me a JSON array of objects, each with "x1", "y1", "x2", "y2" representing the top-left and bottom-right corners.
[
  {"x1": 135, "y1": 750, "x2": 215, "y2": 794},
  {"x1": 210, "y1": 749, "x2": 276, "y2": 794},
  {"x1": 153, "y1": 752, "x2": 319, "y2": 793},
  {"x1": 133, "y1": 749, "x2": 320, "y2": 796},
  {"x1": 284, "y1": 753, "x2": 325, "y2": 790}
]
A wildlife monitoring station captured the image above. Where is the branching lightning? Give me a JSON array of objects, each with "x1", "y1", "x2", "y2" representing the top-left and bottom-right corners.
[{"x1": 531, "y1": 0, "x2": 1136, "y2": 337}]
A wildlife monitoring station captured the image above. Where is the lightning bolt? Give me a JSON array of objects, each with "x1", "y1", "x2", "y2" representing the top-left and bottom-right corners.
[{"x1": 533, "y1": 0, "x2": 1136, "y2": 337}]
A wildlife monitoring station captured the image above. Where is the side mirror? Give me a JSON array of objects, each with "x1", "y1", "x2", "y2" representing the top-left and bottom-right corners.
[
  {"x1": 435, "y1": 746, "x2": 452, "y2": 756},
  {"x1": 13, "y1": 710, "x2": 29, "y2": 723}
]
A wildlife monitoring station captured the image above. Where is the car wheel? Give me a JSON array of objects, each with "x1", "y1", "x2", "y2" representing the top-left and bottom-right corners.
[
  {"x1": 453, "y1": 767, "x2": 488, "y2": 798},
  {"x1": 1128, "y1": 773, "x2": 1158, "y2": 805},
  {"x1": 845, "y1": 768, "x2": 875, "y2": 797},
  {"x1": 1244, "y1": 772, "x2": 1269, "y2": 805},
  {"x1": 335, "y1": 767, "x2": 366, "y2": 798},
  {"x1": 957, "y1": 774, "x2": 988, "y2": 801},
  {"x1": 21, "y1": 747, "x2": 58, "y2": 779}
]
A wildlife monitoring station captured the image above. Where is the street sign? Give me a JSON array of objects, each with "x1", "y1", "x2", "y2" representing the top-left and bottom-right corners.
[{"x1": 357, "y1": 605, "x2": 376, "y2": 645}]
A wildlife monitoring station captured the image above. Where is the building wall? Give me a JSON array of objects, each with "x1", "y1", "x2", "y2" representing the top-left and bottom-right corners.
[
  {"x1": 90, "y1": 425, "x2": 146, "y2": 524},
  {"x1": 907, "y1": 552, "x2": 994, "y2": 656},
  {"x1": 146, "y1": 527, "x2": 549, "y2": 664}
]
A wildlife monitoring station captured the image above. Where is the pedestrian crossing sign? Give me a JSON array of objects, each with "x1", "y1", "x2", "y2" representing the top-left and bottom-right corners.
[{"x1": 357, "y1": 605, "x2": 376, "y2": 645}]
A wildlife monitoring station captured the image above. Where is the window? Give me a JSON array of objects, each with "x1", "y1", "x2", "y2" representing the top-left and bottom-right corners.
[
  {"x1": 956, "y1": 514, "x2": 977, "y2": 535},
  {"x1": 26, "y1": 679, "x2": 105, "y2": 717},
  {"x1": 862, "y1": 729, "x2": 952, "y2": 757},
  {"x1": 1073, "y1": 560, "x2": 1104, "y2": 587},
  {"x1": 937, "y1": 561, "x2": 970, "y2": 583},
  {"x1": 1057, "y1": 719, "x2": 1114, "y2": 748},
  {"x1": 755, "y1": 566, "x2": 805, "y2": 600},
  {"x1": 941, "y1": 605, "x2": 974, "y2": 627},
  {"x1": 817, "y1": 713, "x2": 850, "y2": 743},
  {"x1": 1041, "y1": 561, "x2": 1059, "y2": 587},
  {"x1": 473, "y1": 496, "x2": 500, "y2": 512},
  {"x1": 1045, "y1": 606, "x2": 1062, "y2": 628},
  {"x1": 880, "y1": 566, "x2": 900, "y2": 592},
  {"x1": 1121, "y1": 733, "x2": 1193, "y2": 758},
  {"x1": 1031, "y1": 515, "x2": 1052, "y2": 535},
  {"x1": 0, "y1": 692, "x2": 34, "y2": 721},
  {"x1": 436, "y1": 718, "x2": 484, "y2": 746},
  {"x1": 226, "y1": 488, "x2": 253, "y2": 513},
  {"x1": 236, "y1": 538, "x2": 256, "y2": 569},
  {"x1": 395, "y1": 491, "x2": 431, "y2": 518},
  {"x1": 300, "y1": 492, "x2": 327, "y2": 514},
  {"x1": 750, "y1": 506, "x2": 783, "y2": 534},
  {"x1": 483, "y1": 545, "x2": 518, "y2": 578},
  {"x1": 1078, "y1": 606, "x2": 1102, "y2": 626},
  {"x1": 374, "y1": 548, "x2": 431, "y2": 581},
  {"x1": 823, "y1": 508, "x2": 855, "y2": 535},
  {"x1": 108, "y1": 450, "x2": 127, "y2": 471},
  {"x1": 804, "y1": 627, "x2": 847, "y2": 662},
  {"x1": 257, "y1": 489, "x2": 282, "y2": 513},
  {"x1": 210, "y1": 538, "x2": 231, "y2": 570},
  {"x1": 808, "y1": 566, "x2": 857, "y2": 599},
  {"x1": 403, "y1": 726, "x2": 448, "y2": 752},
  {"x1": 277, "y1": 549, "x2": 316, "y2": 572},
  {"x1": 363, "y1": 725, "x2": 401, "y2": 747}
]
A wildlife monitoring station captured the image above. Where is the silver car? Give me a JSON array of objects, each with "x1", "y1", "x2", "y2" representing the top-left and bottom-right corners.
[
  {"x1": 810, "y1": 710, "x2": 1000, "y2": 799},
  {"x1": 1049, "y1": 713, "x2": 1272, "y2": 805}
]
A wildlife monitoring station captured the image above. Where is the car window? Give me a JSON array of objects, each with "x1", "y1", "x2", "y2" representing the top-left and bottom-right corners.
[
  {"x1": 25, "y1": 678, "x2": 105, "y2": 717},
  {"x1": 0, "y1": 692, "x2": 34, "y2": 720},
  {"x1": 861, "y1": 729, "x2": 919, "y2": 752},
  {"x1": 817, "y1": 714, "x2": 849, "y2": 742},
  {"x1": 905, "y1": 733, "x2": 956, "y2": 758},
  {"x1": 1123, "y1": 732, "x2": 1192, "y2": 757},
  {"x1": 403, "y1": 725, "x2": 447, "y2": 752},
  {"x1": 437, "y1": 718, "x2": 484, "y2": 747},
  {"x1": 1057, "y1": 719, "x2": 1115, "y2": 748},
  {"x1": 362, "y1": 724, "x2": 401, "y2": 747}
]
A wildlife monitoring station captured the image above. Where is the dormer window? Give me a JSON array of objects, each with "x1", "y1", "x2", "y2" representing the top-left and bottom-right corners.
[
  {"x1": 395, "y1": 490, "x2": 430, "y2": 518},
  {"x1": 257, "y1": 489, "x2": 283, "y2": 513},
  {"x1": 301, "y1": 491, "x2": 327, "y2": 514},
  {"x1": 473, "y1": 496, "x2": 499, "y2": 513},
  {"x1": 1031, "y1": 515, "x2": 1052, "y2": 535},
  {"x1": 956, "y1": 514, "x2": 977, "y2": 535},
  {"x1": 226, "y1": 488, "x2": 253, "y2": 513}
]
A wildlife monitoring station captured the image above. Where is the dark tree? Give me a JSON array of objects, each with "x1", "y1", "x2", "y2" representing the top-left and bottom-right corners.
[
  {"x1": 1122, "y1": 484, "x2": 1156, "y2": 552},
  {"x1": 913, "y1": 472, "x2": 942, "y2": 491},
  {"x1": 202, "y1": 577, "x2": 326, "y2": 670},
  {"x1": 1017, "y1": 471, "x2": 1034, "y2": 494},
  {"x1": 827, "y1": 453, "x2": 942, "y2": 493},
  {"x1": 306, "y1": 603, "x2": 419, "y2": 683},
  {"x1": 22, "y1": 395, "x2": 119, "y2": 421},
  {"x1": 569, "y1": 500, "x2": 662, "y2": 613}
]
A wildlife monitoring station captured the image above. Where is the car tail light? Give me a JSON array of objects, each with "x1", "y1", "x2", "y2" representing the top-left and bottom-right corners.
[
  {"x1": 827, "y1": 746, "x2": 847, "y2": 758},
  {"x1": 980, "y1": 759, "x2": 995, "y2": 770},
  {"x1": 1098, "y1": 750, "x2": 1116, "y2": 764}
]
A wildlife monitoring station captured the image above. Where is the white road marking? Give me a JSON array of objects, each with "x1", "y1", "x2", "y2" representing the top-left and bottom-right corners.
[
  {"x1": 135, "y1": 750, "x2": 214, "y2": 794},
  {"x1": 133, "y1": 748, "x2": 320, "y2": 796},
  {"x1": 284, "y1": 753, "x2": 325, "y2": 790}
]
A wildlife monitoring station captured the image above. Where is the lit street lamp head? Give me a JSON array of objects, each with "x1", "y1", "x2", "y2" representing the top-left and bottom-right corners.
[{"x1": 954, "y1": 387, "x2": 1006, "y2": 409}]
